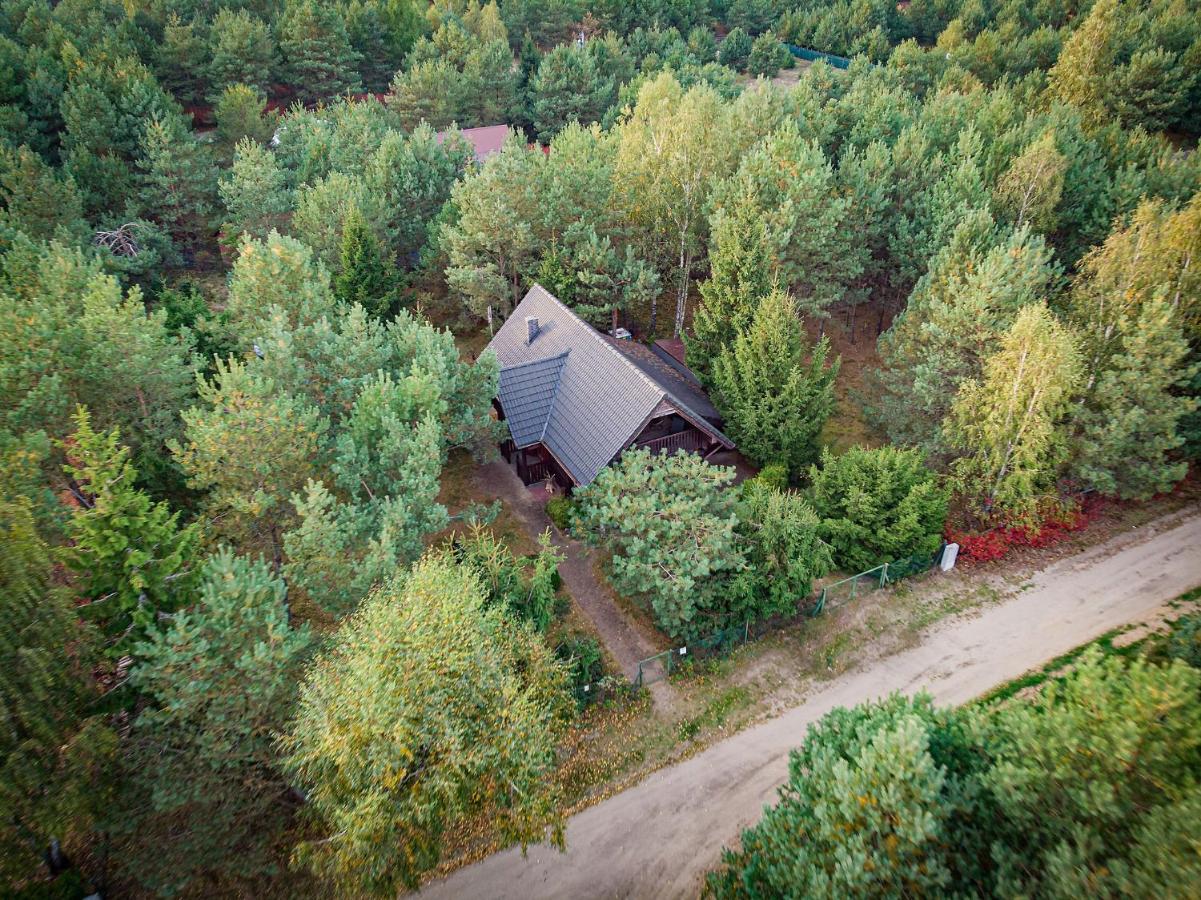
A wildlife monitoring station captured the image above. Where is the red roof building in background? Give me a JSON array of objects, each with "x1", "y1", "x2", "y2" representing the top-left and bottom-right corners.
[{"x1": 436, "y1": 124, "x2": 512, "y2": 162}]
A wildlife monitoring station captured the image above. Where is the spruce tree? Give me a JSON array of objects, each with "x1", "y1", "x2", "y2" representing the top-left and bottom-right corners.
[
  {"x1": 333, "y1": 203, "x2": 395, "y2": 317},
  {"x1": 62, "y1": 408, "x2": 201, "y2": 655},
  {"x1": 0, "y1": 496, "x2": 107, "y2": 888},
  {"x1": 712, "y1": 290, "x2": 840, "y2": 477},
  {"x1": 809, "y1": 445, "x2": 949, "y2": 572},
  {"x1": 686, "y1": 187, "x2": 775, "y2": 386}
]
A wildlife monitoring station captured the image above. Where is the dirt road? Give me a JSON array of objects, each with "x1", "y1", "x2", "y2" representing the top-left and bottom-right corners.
[{"x1": 421, "y1": 512, "x2": 1201, "y2": 899}]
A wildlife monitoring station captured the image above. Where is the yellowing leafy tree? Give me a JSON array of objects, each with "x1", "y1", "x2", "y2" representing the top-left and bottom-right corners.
[
  {"x1": 616, "y1": 73, "x2": 735, "y2": 335},
  {"x1": 992, "y1": 130, "x2": 1067, "y2": 233},
  {"x1": 945, "y1": 303, "x2": 1082, "y2": 524},
  {"x1": 281, "y1": 552, "x2": 570, "y2": 894}
]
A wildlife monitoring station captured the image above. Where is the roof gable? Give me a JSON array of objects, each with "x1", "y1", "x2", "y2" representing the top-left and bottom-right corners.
[{"x1": 486, "y1": 285, "x2": 731, "y2": 484}]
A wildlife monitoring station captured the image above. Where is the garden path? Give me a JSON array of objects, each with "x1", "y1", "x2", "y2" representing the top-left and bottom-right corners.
[{"x1": 475, "y1": 459, "x2": 678, "y2": 711}]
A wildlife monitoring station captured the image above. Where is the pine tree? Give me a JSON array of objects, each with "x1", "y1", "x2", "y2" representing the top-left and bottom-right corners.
[
  {"x1": 62, "y1": 408, "x2": 201, "y2": 655},
  {"x1": 121, "y1": 550, "x2": 312, "y2": 895},
  {"x1": 333, "y1": 203, "x2": 395, "y2": 317},
  {"x1": 945, "y1": 303, "x2": 1081, "y2": 524},
  {"x1": 172, "y1": 358, "x2": 329, "y2": 569},
  {"x1": 747, "y1": 33, "x2": 790, "y2": 78},
  {"x1": 718, "y1": 27, "x2": 753, "y2": 70},
  {"x1": 280, "y1": 551, "x2": 570, "y2": 894},
  {"x1": 686, "y1": 187, "x2": 775, "y2": 386},
  {"x1": 207, "y1": 9, "x2": 276, "y2": 99},
  {"x1": 0, "y1": 145, "x2": 89, "y2": 248},
  {"x1": 291, "y1": 171, "x2": 370, "y2": 268},
  {"x1": 155, "y1": 14, "x2": 208, "y2": 105},
  {"x1": 136, "y1": 115, "x2": 217, "y2": 252},
  {"x1": 279, "y1": 0, "x2": 363, "y2": 105},
  {"x1": 529, "y1": 44, "x2": 615, "y2": 143},
  {"x1": 714, "y1": 119, "x2": 854, "y2": 317},
  {"x1": 213, "y1": 83, "x2": 277, "y2": 152},
  {"x1": 710, "y1": 694, "x2": 988, "y2": 898},
  {"x1": 224, "y1": 230, "x2": 337, "y2": 338},
  {"x1": 712, "y1": 290, "x2": 840, "y2": 477},
  {"x1": 218, "y1": 139, "x2": 292, "y2": 243},
  {"x1": 284, "y1": 378, "x2": 448, "y2": 616},
  {"x1": 573, "y1": 448, "x2": 745, "y2": 640}
]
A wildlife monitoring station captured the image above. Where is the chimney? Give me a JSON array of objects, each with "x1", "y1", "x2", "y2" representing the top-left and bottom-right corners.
[{"x1": 526, "y1": 316, "x2": 540, "y2": 345}]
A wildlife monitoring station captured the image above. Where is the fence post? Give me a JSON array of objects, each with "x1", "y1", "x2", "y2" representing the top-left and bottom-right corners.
[
  {"x1": 879, "y1": 562, "x2": 888, "y2": 587},
  {"x1": 744, "y1": 620, "x2": 749, "y2": 644}
]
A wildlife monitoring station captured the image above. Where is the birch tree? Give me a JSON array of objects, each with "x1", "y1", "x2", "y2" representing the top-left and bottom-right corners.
[
  {"x1": 992, "y1": 131, "x2": 1067, "y2": 233},
  {"x1": 945, "y1": 303, "x2": 1082, "y2": 524},
  {"x1": 615, "y1": 73, "x2": 734, "y2": 336},
  {"x1": 1065, "y1": 196, "x2": 1200, "y2": 497}
]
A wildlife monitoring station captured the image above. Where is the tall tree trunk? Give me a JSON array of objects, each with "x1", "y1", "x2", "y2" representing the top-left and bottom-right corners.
[{"x1": 673, "y1": 243, "x2": 692, "y2": 337}]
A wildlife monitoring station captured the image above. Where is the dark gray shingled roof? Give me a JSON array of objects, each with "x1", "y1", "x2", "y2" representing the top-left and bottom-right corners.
[
  {"x1": 496, "y1": 352, "x2": 567, "y2": 447},
  {"x1": 486, "y1": 285, "x2": 732, "y2": 485}
]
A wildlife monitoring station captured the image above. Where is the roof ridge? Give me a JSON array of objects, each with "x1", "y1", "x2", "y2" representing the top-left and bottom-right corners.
[
  {"x1": 531, "y1": 283, "x2": 668, "y2": 402},
  {"x1": 537, "y1": 350, "x2": 568, "y2": 443}
]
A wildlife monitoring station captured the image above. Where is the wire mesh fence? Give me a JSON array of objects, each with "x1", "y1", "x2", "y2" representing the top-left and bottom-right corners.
[{"x1": 634, "y1": 544, "x2": 948, "y2": 687}]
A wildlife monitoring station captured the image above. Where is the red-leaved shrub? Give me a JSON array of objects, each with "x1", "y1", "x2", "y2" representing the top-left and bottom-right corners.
[{"x1": 947, "y1": 497, "x2": 1104, "y2": 564}]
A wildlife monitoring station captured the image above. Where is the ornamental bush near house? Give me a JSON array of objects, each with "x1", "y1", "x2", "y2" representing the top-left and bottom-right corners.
[
  {"x1": 573, "y1": 448, "x2": 745, "y2": 641},
  {"x1": 545, "y1": 496, "x2": 575, "y2": 531},
  {"x1": 808, "y1": 445, "x2": 948, "y2": 573}
]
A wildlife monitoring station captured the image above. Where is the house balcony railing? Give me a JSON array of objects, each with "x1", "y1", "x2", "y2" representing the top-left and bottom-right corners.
[{"x1": 636, "y1": 428, "x2": 705, "y2": 456}]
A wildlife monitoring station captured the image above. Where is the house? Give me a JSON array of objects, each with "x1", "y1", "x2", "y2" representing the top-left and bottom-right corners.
[
  {"x1": 486, "y1": 285, "x2": 735, "y2": 489},
  {"x1": 435, "y1": 124, "x2": 511, "y2": 162}
]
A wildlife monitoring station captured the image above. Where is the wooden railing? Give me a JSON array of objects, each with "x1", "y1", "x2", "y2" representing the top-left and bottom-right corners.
[
  {"x1": 637, "y1": 428, "x2": 705, "y2": 455},
  {"x1": 517, "y1": 456, "x2": 553, "y2": 484}
]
